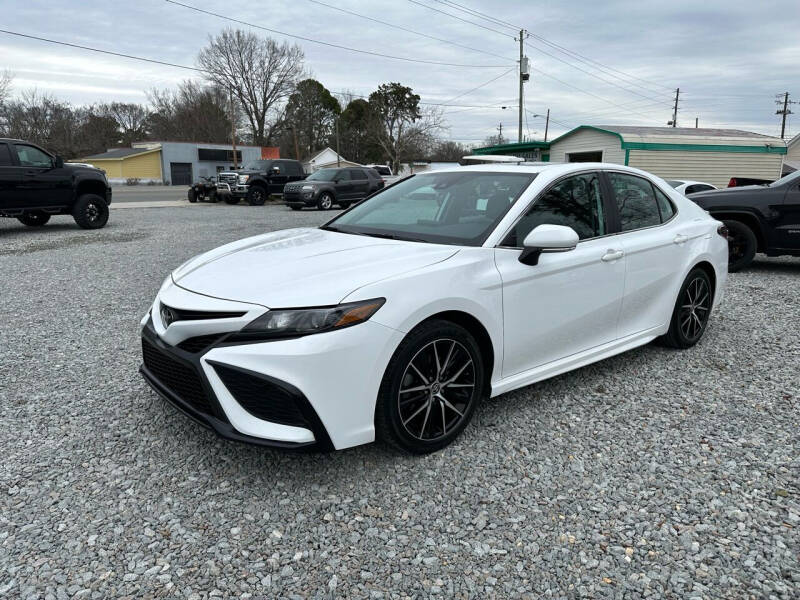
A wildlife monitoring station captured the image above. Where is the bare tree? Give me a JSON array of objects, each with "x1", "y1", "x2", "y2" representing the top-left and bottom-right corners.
[
  {"x1": 147, "y1": 81, "x2": 232, "y2": 143},
  {"x1": 0, "y1": 70, "x2": 12, "y2": 106},
  {"x1": 1, "y1": 90, "x2": 81, "y2": 157},
  {"x1": 101, "y1": 102, "x2": 149, "y2": 145},
  {"x1": 198, "y1": 29, "x2": 304, "y2": 145}
]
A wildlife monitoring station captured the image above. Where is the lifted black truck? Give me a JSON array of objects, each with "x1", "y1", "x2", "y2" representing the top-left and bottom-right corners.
[
  {"x1": 688, "y1": 170, "x2": 800, "y2": 271},
  {"x1": 0, "y1": 138, "x2": 112, "y2": 229},
  {"x1": 216, "y1": 159, "x2": 306, "y2": 206}
]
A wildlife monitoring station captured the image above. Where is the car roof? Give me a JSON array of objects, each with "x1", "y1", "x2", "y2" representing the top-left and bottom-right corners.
[{"x1": 419, "y1": 162, "x2": 652, "y2": 178}]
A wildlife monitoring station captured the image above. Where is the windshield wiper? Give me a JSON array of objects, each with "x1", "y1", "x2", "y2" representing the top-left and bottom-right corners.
[{"x1": 359, "y1": 232, "x2": 429, "y2": 243}]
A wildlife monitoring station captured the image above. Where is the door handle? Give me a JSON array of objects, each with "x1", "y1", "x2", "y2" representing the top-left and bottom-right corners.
[
  {"x1": 601, "y1": 249, "x2": 624, "y2": 262},
  {"x1": 673, "y1": 234, "x2": 688, "y2": 244}
]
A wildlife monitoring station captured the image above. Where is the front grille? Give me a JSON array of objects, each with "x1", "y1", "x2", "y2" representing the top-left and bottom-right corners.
[
  {"x1": 161, "y1": 303, "x2": 245, "y2": 323},
  {"x1": 218, "y1": 173, "x2": 238, "y2": 186},
  {"x1": 214, "y1": 364, "x2": 309, "y2": 428},
  {"x1": 142, "y1": 339, "x2": 215, "y2": 416},
  {"x1": 178, "y1": 334, "x2": 225, "y2": 353}
]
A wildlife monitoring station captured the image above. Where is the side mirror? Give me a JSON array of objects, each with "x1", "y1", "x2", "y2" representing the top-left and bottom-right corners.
[
  {"x1": 519, "y1": 224, "x2": 579, "y2": 266},
  {"x1": 54, "y1": 155, "x2": 64, "y2": 169},
  {"x1": 271, "y1": 166, "x2": 280, "y2": 175}
]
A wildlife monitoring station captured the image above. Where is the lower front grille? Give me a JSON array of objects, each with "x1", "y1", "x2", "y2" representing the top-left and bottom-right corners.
[
  {"x1": 178, "y1": 334, "x2": 225, "y2": 353},
  {"x1": 213, "y1": 364, "x2": 310, "y2": 428},
  {"x1": 142, "y1": 339, "x2": 215, "y2": 416}
]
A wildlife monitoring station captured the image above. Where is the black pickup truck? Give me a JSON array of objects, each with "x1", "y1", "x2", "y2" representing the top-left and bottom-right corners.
[
  {"x1": 215, "y1": 159, "x2": 306, "y2": 206},
  {"x1": 688, "y1": 170, "x2": 800, "y2": 271},
  {"x1": 0, "y1": 138, "x2": 111, "y2": 228}
]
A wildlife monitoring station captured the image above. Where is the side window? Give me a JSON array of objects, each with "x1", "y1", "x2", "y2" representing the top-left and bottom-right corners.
[
  {"x1": 653, "y1": 186, "x2": 676, "y2": 221},
  {"x1": 503, "y1": 172, "x2": 605, "y2": 247},
  {"x1": 336, "y1": 170, "x2": 351, "y2": 181},
  {"x1": 608, "y1": 172, "x2": 662, "y2": 231},
  {"x1": 14, "y1": 144, "x2": 52, "y2": 168},
  {"x1": 0, "y1": 143, "x2": 13, "y2": 166},
  {"x1": 287, "y1": 161, "x2": 302, "y2": 176},
  {"x1": 349, "y1": 169, "x2": 366, "y2": 180}
]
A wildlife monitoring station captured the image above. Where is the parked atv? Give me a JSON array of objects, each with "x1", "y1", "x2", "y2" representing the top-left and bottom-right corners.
[{"x1": 188, "y1": 176, "x2": 219, "y2": 203}]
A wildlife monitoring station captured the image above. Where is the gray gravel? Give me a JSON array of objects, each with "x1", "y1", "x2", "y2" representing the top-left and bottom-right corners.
[{"x1": 1, "y1": 203, "x2": 798, "y2": 599}]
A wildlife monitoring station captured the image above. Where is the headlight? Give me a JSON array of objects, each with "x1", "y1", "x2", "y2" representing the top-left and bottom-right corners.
[
  {"x1": 234, "y1": 298, "x2": 385, "y2": 341},
  {"x1": 238, "y1": 174, "x2": 250, "y2": 184},
  {"x1": 301, "y1": 185, "x2": 314, "y2": 191}
]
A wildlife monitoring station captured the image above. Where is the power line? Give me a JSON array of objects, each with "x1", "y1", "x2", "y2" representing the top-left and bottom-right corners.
[
  {"x1": 404, "y1": 0, "x2": 514, "y2": 38},
  {"x1": 0, "y1": 29, "x2": 204, "y2": 72},
  {"x1": 432, "y1": 0, "x2": 519, "y2": 32},
  {"x1": 442, "y1": 68, "x2": 516, "y2": 104},
  {"x1": 303, "y1": 0, "x2": 513, "y2": 62},
  {"x1": 164, "y1": 0, "x2": 512, "y2": 68}
]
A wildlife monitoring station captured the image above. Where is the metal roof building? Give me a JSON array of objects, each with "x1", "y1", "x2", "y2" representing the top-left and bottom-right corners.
[{"x1": 474, "y1": 125, "x2": 787, "y2": 188}]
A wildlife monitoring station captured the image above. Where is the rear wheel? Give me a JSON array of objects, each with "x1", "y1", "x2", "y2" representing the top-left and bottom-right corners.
[
  {"x1": 375, "y1": 320, "x2": 484, "y2": 454},
  {"x1": 317, "y1": 193, "x2": 334, "y2": 210},
  {"x1": 18, "y1": 211, "x2": 51, "y2": 227},
  {"x1": 247, "y1": 186, "x2": 267, "y2": 206},
  {"x1": 660, "y1": 268, "x2": 713, "y2": 349},
  {"x1": 724, "y1": 219, "x2": 757, "y2": 272},
  {"x1": 72, "y1": 194, "x2": 109, "y2": 229}
]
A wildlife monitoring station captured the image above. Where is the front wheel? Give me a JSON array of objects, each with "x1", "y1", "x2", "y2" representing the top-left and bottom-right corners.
[
  {"x1": 724, "y1": 220, "x2": 757, "y2": 272},
  {"x1": 18, "y1": 211, "x2": 51, "y2": 227},
  {"x1": 187, "y1": 188, "x2": 198, "y2": 203},
  {"x1": 659, "y1": 268, "x2": 713, "y2": 349},
  {"x1": 72, "y1": 194, "x2": 109, "y2": 229},
  {"x1": 375, "y1": 320, "x2": 485, "y2": 454},
  {"x1": 247, "y1": 186, "x2": 267, "y2": 206},
  {"x1": 317, "y1": 193, "x2": 334, "y2": 210}
]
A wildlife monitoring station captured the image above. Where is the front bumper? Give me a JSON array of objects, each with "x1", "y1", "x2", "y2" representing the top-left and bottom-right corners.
[
  {"x1": 138, "y1": 282, "x2": 404, "y2": 450},
  {"x1": 283, "y1": 188, "x2": 317, "y2": 206},
  {"x1": 216, "y1": 182, "x2": 249, "y2": 198}
]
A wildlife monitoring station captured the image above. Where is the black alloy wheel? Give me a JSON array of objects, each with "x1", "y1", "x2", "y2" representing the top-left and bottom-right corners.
[
  {"x1": 376, "y1": 319, "x2": 484, "y2": 454},
  {"x1": 17, "y1": 211, "x2": 51, "y2": 227},
  {"x1": 723, "y1": 220, "x2": 757, "y2": 272},
  {"x1": 72, "y1": 194, "x2": 109, "y2": 229},
  {"x1": 247, "y1": 186, "x2": 267, "y2": 206},
  {"x1": 660, "y1": 268, "x2": 713, "y2": 349}
]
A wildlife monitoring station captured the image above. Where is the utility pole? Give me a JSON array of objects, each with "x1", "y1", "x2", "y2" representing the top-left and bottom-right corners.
[
  {"x1": 695, "y1": 116, "x2": 698, "y2": 129},
  {"x1": 516, "y1": 29, "x2": 530, "y2": 144},
  {"x1": 497, "y1": 123, "x2": 504, "y2": 145},
  {"x1": 292, "y1": 125, "x2": 300, "y2": 160},
  {"x1": 776, "y1": 92, "x2": 795, "y2": 139},
  {"x1": 230, "y1": 90, "x2": 238, "y2": 169},
  {"x1": 668, "y1": 88, "x2": 680, "y2": 127},
  {"x1": 544, "y1": 108, "x2": 550, "y2": 142},
  {"x1": 336, "y1": 116, "x2": 341, "y2": 167}
]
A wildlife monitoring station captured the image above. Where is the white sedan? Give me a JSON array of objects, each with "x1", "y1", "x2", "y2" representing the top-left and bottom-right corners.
[
  {"x1": 140, "y1": 163, "x2": 728, "y2": 454},
  {"x1": 666, "y1": 179, "x2": 717, "y2": 195}
]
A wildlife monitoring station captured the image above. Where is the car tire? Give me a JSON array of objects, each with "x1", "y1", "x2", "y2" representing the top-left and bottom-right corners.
[
  {"x1": 724, "y1": 219, "x2": 757, "y2": 272},
  {"x1": 188, "y1": 188, "x2": 198, "y2": 203},
  {"x1": 338, "y1": 201, "x2": 352, "y2": 209},
  {"x1": 317, "y1": 193, "x2": 334, "y2": 210},
  {"x1": 72, "y1": 194, "x2": 109, "y2": 229},
  {"x1": 17, "y1": 211, "x2": 51, "y2": 227},
  {"x1": 224, "y1": 197, "x2": 239, "y2": 205},
  {"x1": 375, "y1": 319, "x2": 485, "y2": 454},
  {"x1": 659, "y1": 268, "x2": 713, "y2": 349},
  {"x1": 247, "y1": 186, "x2": 267, "y2": 206}
]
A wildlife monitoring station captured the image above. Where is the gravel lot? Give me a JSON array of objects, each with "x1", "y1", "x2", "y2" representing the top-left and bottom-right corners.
[{"x1": 1, "y1": 203, "x2": 798, "y2": 599}]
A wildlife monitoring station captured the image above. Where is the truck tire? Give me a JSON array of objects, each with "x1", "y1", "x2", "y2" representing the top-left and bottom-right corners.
[
  {"x1": 247, "y1": 186, "x2": 267, "y2": 206},
  {"x1": 72, "y1": 194, "x2": 109, "y2": 229},
  {"x1": 18, "y1": 211, "x2": 51, "y2": 227},
  {"x1": 724, "y1": 219, "x2": 757, "y2": 272}
]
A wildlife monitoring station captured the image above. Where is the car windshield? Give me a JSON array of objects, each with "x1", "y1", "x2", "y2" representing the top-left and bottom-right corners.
[
  {"x1": 323, "y1": 171, "x2": 537, "y2": 246},
  {"x1": 244, "y1": 160, "x2": 273, "y2": 170},
  {"x1": 306, "y1": 169, "x2": 340, "y2": 181},
  {"x1": 769, "y1": 169, "x2": 800, "y2": 187},
  {"x1": 666, "y1": 180, "x2": 683, "y2": 188}
]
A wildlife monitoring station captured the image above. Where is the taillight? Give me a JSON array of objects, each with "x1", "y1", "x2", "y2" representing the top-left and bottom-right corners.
[
  {"x1": 727, "y1": 178, "x2": 736, "y2": 187},
  {"x1": 717, "y1": 224, "x2": 729, "y2": 239}
]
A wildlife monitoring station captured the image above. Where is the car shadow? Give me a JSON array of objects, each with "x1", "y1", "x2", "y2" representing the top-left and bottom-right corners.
[{"x1": 744, "y1": 257, "x2": 800, "y2": 273}]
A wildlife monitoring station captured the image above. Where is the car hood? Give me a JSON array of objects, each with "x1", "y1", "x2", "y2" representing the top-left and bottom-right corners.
[
  {"x1": 172, "y1": 227, "x2": 459, "y2": 307},
  {"x1": 689, "y1": 185, "x2": 765, "y2": 198}
]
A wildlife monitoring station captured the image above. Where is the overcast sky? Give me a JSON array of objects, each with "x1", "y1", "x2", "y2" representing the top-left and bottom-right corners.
[{"x1": 2, "y1": 0, "x2": 798, "y2": 145}]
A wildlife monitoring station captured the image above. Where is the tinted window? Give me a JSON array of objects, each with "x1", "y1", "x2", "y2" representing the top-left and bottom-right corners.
[
  {"x1": 334, "y1": 169, "x2": 351, "y2": 181},
  {"x1": 373, "y1": 166, "x2": 391, "y2": 176},
  {"x1": 287, "y1": 161, "x2": 303, "y2": 176},
  {"x1": 608, "y1": 172, "x2": 661, "y2": 231},
  {"x1": 15, "y1": 144, "x2": 52, "y2": 168},
  {"x1": 503, "y1": 172, "x2": 605, "y2": 246},
  {"x1": 349, "y1": 169, "x2": 367, "y2": 180},
  {"x1": 328, "y1": 171, "x2": 535, "y2": 246},
  {"x1": 653, "y1": 186, "x2": 676, "y2": 221},
  {"x1": 0, "y1": 143, "x2": 12, "y2": 166},
  {"x1": 686, "y1": 184, "x2": 713, "y2": 194}
]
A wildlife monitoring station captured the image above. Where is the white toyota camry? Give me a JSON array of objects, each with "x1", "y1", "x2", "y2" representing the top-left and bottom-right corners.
[{"x1": 140, "y1": 163, "x2": 728, "y2": 454}]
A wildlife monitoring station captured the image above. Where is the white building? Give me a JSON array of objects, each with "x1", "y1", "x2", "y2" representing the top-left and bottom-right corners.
[
  {"x1": 783, "y1": 132, "x2": 800, "y2": 175},
  {"x1": 547, "y1": 126, "x2": 787, "y2": 188},
  {"x1": 302, "y1": 147, "x2": 362, "y2": 173}
]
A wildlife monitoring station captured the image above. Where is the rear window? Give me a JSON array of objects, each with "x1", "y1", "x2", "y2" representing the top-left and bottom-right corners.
[
  {"x1": 372, "y1": 165, "x2": 391, "y2": 176},
  {"x1": 608, "y1": 172, "x2": 662, "y2": 231}
]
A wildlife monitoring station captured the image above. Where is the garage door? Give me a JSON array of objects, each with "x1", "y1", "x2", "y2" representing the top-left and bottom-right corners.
[{"x1": 170, "y1": 162, "x2": 193, "y2": 186}]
